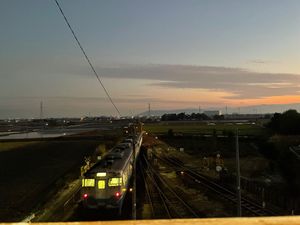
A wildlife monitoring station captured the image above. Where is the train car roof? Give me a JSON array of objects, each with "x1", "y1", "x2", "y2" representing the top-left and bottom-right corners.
[
  {"x1": 84, "y1": 133, "x2": 143, "y2": 177},
  {"x1": 85, "y1": 146, "x2": 132, "y2": 176}
]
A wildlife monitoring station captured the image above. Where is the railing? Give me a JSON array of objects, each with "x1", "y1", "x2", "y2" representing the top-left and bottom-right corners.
[{"x1": 2, "y1": 217, "x2": 300, "y2": 225}]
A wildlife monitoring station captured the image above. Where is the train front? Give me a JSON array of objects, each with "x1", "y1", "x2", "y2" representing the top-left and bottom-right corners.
[{"x1": 81, "y1": 172, "x2": 125, "y2": 210}]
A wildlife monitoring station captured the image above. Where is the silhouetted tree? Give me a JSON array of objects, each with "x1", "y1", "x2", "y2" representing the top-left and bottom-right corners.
[
  {"x1": 177, "y1": 112, "x2": 186, "y2": 120},
  {"x1": 161, "y1": 112, "x2": 211, "y2": 121},
  {"x1": 213, "y1": 115, "x2": 225, "y2": 120},
  {"x1": 161, "y1": 113, "x2": 177, "y2": 121},
  {"x1": 267, "y1": 109, "x2": 300, "y2": 134}
]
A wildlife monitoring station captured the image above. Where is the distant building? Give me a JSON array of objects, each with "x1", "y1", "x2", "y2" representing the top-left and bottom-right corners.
[{"x1": 203, "y1": 110, "x2": 221, "y2": 117}]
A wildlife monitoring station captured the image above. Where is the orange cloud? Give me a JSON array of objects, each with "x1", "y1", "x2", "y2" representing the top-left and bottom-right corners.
[{"x1": 227, "y1": 95, "x2": 300, "y2": 106}]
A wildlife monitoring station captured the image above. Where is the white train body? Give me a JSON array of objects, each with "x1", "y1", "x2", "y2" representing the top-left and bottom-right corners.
[{"x1": 81, "y1": 133, "x2": 143, "y2": 210}]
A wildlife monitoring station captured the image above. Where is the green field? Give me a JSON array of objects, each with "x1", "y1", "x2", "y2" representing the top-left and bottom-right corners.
[
  {"x1": 144, "y1": 121, "x2": 267, "y2": 136},
  {"x1": 0, "y1": 141, "x2": 39, "y2": 152}
]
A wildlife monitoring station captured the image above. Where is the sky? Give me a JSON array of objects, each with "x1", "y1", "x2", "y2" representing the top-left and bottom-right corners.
[{"x1": 0, "y1": 0, "x2": 300, "y2": 118}]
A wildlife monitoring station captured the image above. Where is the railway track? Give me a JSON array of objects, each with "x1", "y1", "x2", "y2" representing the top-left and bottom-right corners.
[
  {"x1": 140, "y1": 156, "x2": 202, "y2": 218},
  {"x1": 32, "y1": 179, "x2": 82, "y2": 222},
  {"x1": 157, "y1": 154, "x2": 277, "y2": 217},
  {"x1": 139, "y1": 159, "x2": 171, "y2": 218}
]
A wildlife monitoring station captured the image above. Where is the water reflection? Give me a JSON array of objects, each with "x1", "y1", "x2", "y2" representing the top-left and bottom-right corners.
[{"x1": 0, "y1": 129, "x2": 92, "y2": 140}]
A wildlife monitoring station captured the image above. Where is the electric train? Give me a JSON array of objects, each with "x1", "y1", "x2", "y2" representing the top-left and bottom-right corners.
[{"x1": 80, "y1": 133, "x2": 143, "y2": 213}]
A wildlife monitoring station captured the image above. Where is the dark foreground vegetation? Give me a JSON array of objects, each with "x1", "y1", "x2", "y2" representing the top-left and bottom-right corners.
[{"x1": 0, "y1": 139, "x2": 113, "y2": 222}]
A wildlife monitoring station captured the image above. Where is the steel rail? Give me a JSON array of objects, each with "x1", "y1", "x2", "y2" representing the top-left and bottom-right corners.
[
  {"x1": 143, "y1": 155, "x2": 201, "y2": 218},
  {"x1": 157, "y1": 155, "x2": 277, "y2": 217}
]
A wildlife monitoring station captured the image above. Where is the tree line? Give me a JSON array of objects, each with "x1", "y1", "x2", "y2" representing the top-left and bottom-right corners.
[{"x1": 161, "y1": 112, "x2": 224, "y2": 121}]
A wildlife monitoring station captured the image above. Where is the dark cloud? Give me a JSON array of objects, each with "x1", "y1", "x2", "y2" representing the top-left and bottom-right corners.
[
  {"x1": 1, "y1": 96, "x2": 218, "y2": 107},
  {"x1": 93, "y1": 64, "x2": 300, "y2": 99},
  {"x1": 41, "y1": 96, "x2": 207, "y2": 105},
  {"x1": 6, "y1": 61, "x2": 298, "y2": 101}
]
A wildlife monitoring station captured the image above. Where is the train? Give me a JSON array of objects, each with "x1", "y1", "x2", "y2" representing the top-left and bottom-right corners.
[{"x1": 80, "y1": 131, "x2": 143, "y2": 213}]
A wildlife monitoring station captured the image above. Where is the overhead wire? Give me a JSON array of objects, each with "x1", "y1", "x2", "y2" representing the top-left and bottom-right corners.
[{"x1": 54, "y1": 0, "x2": 121, "y2": 117}]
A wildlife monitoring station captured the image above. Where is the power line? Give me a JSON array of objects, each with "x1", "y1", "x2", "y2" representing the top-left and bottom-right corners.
[{"x1": 54, "y1": 0, "x2": 121, "y2": 117}]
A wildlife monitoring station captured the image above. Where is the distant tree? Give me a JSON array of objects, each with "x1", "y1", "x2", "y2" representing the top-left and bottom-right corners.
[
  {"x1": 213, "y1": 115, "x2": 225, "y2": 120},
  {"x1": 267, "y1": 112, "x2": 281, "y2": 130},
  {"x1": 200, "y1": 113, "x2": 210, "y2": 120},
  {"x1": 161, "y1": 113, "x2": 177, "y2": 121},
  {"x1": 280, "y1": 110, "x2": 300, "y2": 134},
  {"x1": 267, "y1": 109, "x2": 300, "y2": 134},
  {"x1": 190, "y1": 113, "x2": 197, "y2": 120},
  {"x1": 177, "y1": 112, "x2": 186, "y2": 120},
  {"x1": 161, "y1": 112, "x2": 211, "y2": 121},
  {"x1": 161, "y1": 114, "x2": 168, "y2": 121}
]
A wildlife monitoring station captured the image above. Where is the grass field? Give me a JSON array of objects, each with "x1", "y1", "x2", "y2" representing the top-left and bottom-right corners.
[
  {"x1": 0, "y1": 141, "x2": 39, "y2": 152},
  {"x1": 0, "y1": 139, "x2": 108, "y2": 222},
  {"x1": 144, "y1": 121, "x2": 267, "y2": 136}
]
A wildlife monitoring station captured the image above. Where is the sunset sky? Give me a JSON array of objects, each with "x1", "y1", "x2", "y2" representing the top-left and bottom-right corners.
[{"x1": 1, "y1": 0, "x2": 300, "y2": 118}]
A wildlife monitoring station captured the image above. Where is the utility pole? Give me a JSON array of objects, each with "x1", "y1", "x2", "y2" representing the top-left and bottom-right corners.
[
  {"x1": 40, "y1": 101, "x2": 43, "y2": 119},
  {"x1": 132, "y1": 127, "x2": 137, "y2": 220},
  {"x1": 148, "y1": 103, "x2": 151, "y2": 118},
  {"x1": 236, "y1": 128, "x2": 242, "y2": 216}
]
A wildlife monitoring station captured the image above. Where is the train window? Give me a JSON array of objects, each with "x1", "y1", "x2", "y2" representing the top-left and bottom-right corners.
[
  {"x1": 82, "y1": 179, "x2": 95, "y2": 187},
  {"x1": 108, "y1": 177, "x2": 122, "y2": 186},
  {"x1": 98, "y1": 180, "x2": 105, "y2": 189},
  {"x1": 96, "y1": 172, "x2": 106, "y2": 177}
]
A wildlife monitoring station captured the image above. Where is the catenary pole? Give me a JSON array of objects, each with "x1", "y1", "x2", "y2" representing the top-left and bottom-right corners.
[{"x1": 236, "y1": 128, "x2": 242, "y2": 216}]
